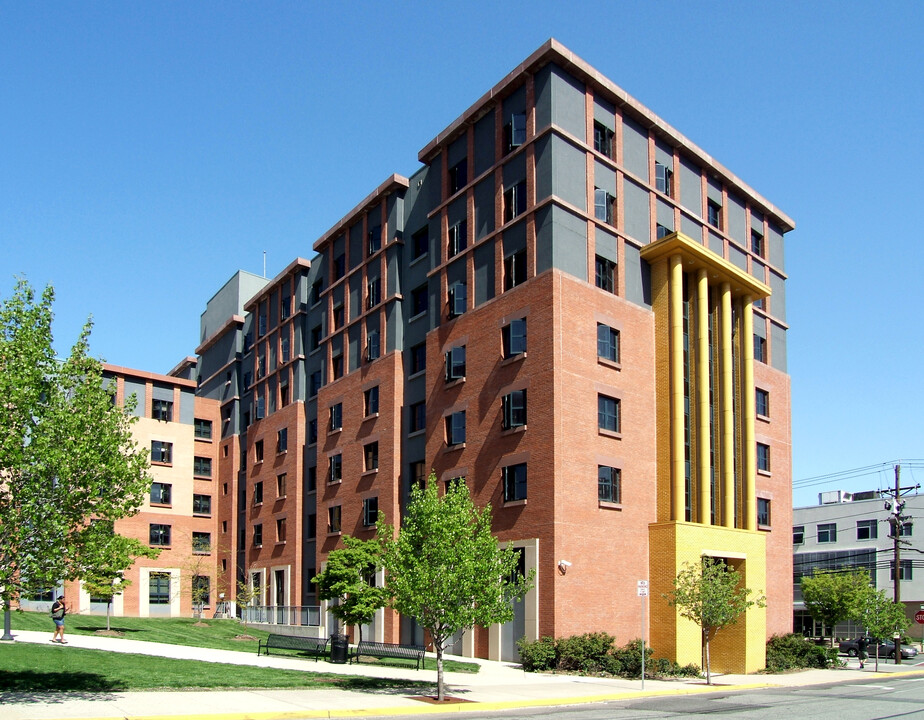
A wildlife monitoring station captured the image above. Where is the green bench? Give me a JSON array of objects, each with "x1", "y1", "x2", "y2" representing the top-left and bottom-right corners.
[{"x1": 257, "y1": 633, "x2": 329, "y2": 660}]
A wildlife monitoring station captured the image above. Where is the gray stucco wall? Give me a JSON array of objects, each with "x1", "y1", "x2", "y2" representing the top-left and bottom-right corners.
[
  {"x1": 623, "y1": 178, "x2": 650, "y2": 245},
  {"x1": 473, "y1": 110, "x2": 495, "y2": 177},
  {"x1": 549, "y1": 64, "x2": 585, "y2": 139},
  {"x1": 727, "y1": 193, "x2": 747, "y2": 249},
  {"x1": 679, "y1": 155, "x2": 701, "y2": 216},
  {"x1": 769, "y1": 271, "x2": 786, "y2": 322},
  {"x1": 771, "y1": 322, "x2": 787, "y2": 373},
  {"x1": 474, "y1": 177, "x2": 495, "y2": 241},
  {"x1": 595, "y1": 226, "x2": 617, "y2": 263},
  {"x1": 551, "y1": 135, "x2": 586, "y2": 211},
  {"x1": 624, "y1": 244, "x2": 651, "y2": 308},
  {"x1": 124, "y1": 379, "x2": 146, "y2": 418},
  {"x1": 536, "y1": 205, "x2": 587, "y2": 281},
  {"x1": 622, "y1": 117, "x2": 649, "y2": 180},
  {"x1": 768, "y1": 222, "x2": 785, "y2": 270},
  {"x1": 474, "y1": 241, "x2": 495, "y2": 306}
]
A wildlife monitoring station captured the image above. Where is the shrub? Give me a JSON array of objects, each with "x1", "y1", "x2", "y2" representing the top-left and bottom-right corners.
[
  {"x1": 517, "y1": 635, "x2": 556, "y2": 672},
  {"x1": 555, "y1": 632, "x2": 616, "y2": 673},
  {"x1": 765, "y1": 633, "x2": 839, "y2": 672}
]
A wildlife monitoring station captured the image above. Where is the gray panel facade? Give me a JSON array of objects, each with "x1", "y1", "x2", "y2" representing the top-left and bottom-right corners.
[
  {"x1": 622, "y1": 117, "x2": 649, "y2": 180},
  {"x1": 770, "y1": 322, "x2": 787, "y2": 373},
  {"x1": 623, "y1": 178, "x2": 650, "y2": 245},
  {"x1": 549, "y1": 64, "x2": 585, "y2": 139},
  {"x1": 679, "y1": 156, "x2": 702, "y2": 215}
]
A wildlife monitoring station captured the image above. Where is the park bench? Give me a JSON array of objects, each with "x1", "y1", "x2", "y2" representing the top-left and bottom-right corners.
[
  {"x1": 351, "y1": 640, "x2": 426, "y2": 670},
  {"x1": 257, "y1": 633, "x2": 329, "y2": 660}
]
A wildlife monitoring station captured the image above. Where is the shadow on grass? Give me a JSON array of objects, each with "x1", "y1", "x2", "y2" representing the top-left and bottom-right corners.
[
  {"x1": 325, "y1": 676, "x2": 469, "y2": 696},
  {"x1": 73, "y1": 625, "x2": 141, "y2": 634},
  {"x1": 0, "y1": 670, "x2": 124, "y2": 699}
]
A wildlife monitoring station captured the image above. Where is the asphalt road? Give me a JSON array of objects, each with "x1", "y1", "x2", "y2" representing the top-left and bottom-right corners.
[{"x1": 378, "y1": 675, "x2": 924, "y2": 720}]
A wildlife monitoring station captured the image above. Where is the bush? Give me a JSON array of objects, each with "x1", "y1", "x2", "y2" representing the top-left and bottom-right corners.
[
  {"x1": 765, "y1": 633, "x2": 839, "y2": 672},
  {"x1": 556, "y1": 632, "x2": 617, "y2": 673},
  {"x1": 517, "y1": 635, "x2": 556, "y2": 672}
]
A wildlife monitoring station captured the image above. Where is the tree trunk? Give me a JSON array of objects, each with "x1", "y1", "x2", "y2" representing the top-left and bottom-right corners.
[
  {"x1": 106, "y1": 600, "x2": 112, "y2": 631},
  {"x1": 436, "y1": 641, "x2": 445, "y2": 702},
  {"x1": 704, "y1": 628, "x2": 712, "y2": 685}
]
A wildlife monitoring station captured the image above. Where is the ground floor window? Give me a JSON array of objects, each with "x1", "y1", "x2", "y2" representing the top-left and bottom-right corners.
[{"x1": 150, "y1": 572, "x2": 171, "y2": 605}]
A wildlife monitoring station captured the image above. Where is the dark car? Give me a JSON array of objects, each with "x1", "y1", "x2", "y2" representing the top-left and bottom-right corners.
[{"x1": 838, "y1": 637, "x2": 918, "y2": 659}]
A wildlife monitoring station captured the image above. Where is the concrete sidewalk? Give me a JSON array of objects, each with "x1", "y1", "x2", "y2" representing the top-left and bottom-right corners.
[{"x1": 3, "y1": 629, "x2": 924, "y2": 720}]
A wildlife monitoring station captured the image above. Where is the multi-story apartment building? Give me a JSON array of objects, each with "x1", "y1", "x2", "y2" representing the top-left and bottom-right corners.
[
  {"x1": 794, "y1": 490, "x2": 924, "y2": 641},
  {"x1": 190, "y1": 39, "x2": 794, "y2": 673}
]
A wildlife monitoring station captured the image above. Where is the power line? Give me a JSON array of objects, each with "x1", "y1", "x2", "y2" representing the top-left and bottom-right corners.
[{"x1": 794, "y1": 459, "x2": 924, "y2": 488}]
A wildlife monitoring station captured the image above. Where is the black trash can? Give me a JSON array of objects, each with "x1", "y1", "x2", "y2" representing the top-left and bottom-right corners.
[{"x1": 329, "y1": 633, "x2": 349, "y2": 664}]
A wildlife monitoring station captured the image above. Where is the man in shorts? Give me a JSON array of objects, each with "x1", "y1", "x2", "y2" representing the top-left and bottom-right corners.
[{"x1": 50, "y1": 595, "x2": 67, "y2": 644}]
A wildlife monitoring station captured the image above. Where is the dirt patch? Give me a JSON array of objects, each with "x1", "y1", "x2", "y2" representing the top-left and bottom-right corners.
[
  {"x1": 411, "y1": 696, "x2": 474, "y2": 705},
  {"x1": 234, "y1": 634, "x2": 259, "y2": 641},
  {"x1": 192, "y1": 622, "x2": 210, "y2": 628},
  {"x1": 94, "y1": 629, "x2": 125, "y2": 637}
]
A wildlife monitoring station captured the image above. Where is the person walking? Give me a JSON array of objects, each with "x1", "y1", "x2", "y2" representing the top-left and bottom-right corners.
[
  {"x1": 857, "y1": 635, "x2": 869, "y2": 669},
  {"x1": 50, "y1": 595, "x2": 67, "y2": 644}
]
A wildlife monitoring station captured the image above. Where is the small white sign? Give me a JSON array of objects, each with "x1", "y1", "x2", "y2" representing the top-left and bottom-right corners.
[
  {"x1": 637, "y1": 580, "x2": 648, "y2": 587},
  {"x1": 637, "y1": 587, "x2": 649, "y2": 597}
]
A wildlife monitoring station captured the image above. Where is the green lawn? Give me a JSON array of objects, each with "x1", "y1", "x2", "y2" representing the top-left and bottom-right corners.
[
  {"x1": 0, "y1": 643, "x2": 434, "y2": 693},
  {"x1": 9, "y1": 610, "x2": 479, "y2": 674}
]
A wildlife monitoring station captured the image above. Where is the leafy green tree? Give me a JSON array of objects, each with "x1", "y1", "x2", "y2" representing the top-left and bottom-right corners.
[
  {"x1": 80, "y1": 523, "x2": 160, "y2": 631},
  {"x1": 0, "y1": 279, "x2": 151, "y2": 639},
  {"x1": 312, "y1": 535, "x2": 389, "y2": 644},
  {"x1": 856, "y1": 589, "x2": 909, "y2": 670},
  {"x1": 379, "y1": 477, "x2": 532, "y2": 701},
  {"x1": 800, "y1": 569, "x2": 872, "y2": 648},
  {"x1": 666, "y1": 557, "x2": 765, "y2": 684}
]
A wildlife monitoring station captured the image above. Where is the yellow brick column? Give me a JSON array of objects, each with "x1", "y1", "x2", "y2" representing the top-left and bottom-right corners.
[
  {"x1": 669, "y1": 255, "x2": 685, "y2": 522},
  {"x1": 720, "y1": 283, "x2": 734, "y2": 528},
  {"x1": 742, "y1": 296, "x2": 757, "y2": 531},
  {"x1": 696, "y1": 269, "x2": 710, "y2": 524}
]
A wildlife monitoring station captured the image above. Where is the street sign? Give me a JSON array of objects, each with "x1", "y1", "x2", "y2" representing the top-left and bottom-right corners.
[
  {"x1": 914, "y1": 610, "x2": 924, "y2": 624},
  {"x1": 637, "y1": 580, "x2": 649, "y2": 597}
]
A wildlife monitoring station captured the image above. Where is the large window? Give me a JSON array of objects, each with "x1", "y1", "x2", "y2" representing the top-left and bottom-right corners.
[
  {"x1": 757, "y1": 443, "x2": 771, "y2": 472},
  {"x1": 276, "y1": 518, "x2": 287, "y2": 543},
  {"x1": 410, "y1": 342, "x2": 426, "y2": 375},
  {"x1": 655, "y1": 161, "x2": 673, "y2": 196},
  {"x1": 445, "y1": 345, "x2": 466, "y2": 381},
  {"x1": 448, "y1": 220, "x2": 467, "y2": 257},
  {"x1": 411, "y1": 227, "x2": 428, "y2": 260},
  {"x1": 193, "y1": 575, "x2": 210, "y2": 607},
  {"x1": 503, "y1": 319, "x2": 527, "y2": 358},
  {"x1": 363, "y1": 497, "x2": 379, "y2": 527},
  {"x1": 310, "y1": 370, "x2": 322, "y2": 397},
  {"x1": 364, "y1": 386, "x2": 379, "y2": 416},
  {"x1": 598, "y1": 465, "x2": 621, "y2": 503},
  {"x1": 151, "y1": 482, "x2": 172, "y2": 506},
  {"x1": 594, "y1": 188, "x2": 615, "y2": 225},
  {"x1": 328, "y1": 505, "x2": 342, "y2": 534},
  {"x1": 149, "y1": 572, "x2": 170, "y2": 605},
  {"x1": 707, "y1": 199, "x2": 722, "y2": 230},
  {"x1": 503, "y1": 180, "x2": 527, "y2": 222},
  {"x1": 757, "y1": 498, "x2": 771, "y2": 527},
  {"x1": 892, "y1": 559, "x2": 913, "y2": 581},
  {"x1": 411, "y1": 284, "x2": 428, "y2": 317},
  {"x1": 367, "y1": 224, "x2": 381, "y2": 255},
  {"x1": 817, "y1": 523, "x2": 837, "y2": 543},
  {"x1": 504, "y1": 250, "x2": 527, "y2": 291},
  {"x1": 192, "y1": 532, "x2": 211, "y2": 554},
  {"x1": 151, "y1": 440, "x2": 173, "y2": 464},
  {"x1": 193, "y1": 456, "x2": 212, "y2": 478},
  {"x1": 445, "y1": 411, "x2": 466, "y2": 446},
  {"x1": 595, "y1": 255, "x2": 616, "y2": 294},
  {"x1": 253, "y1": 480, "x2": 264, "y2": 505},
  {"x1": 277, "y1": 428, "x2": 287, "y2": 453},
  {"x1": 193, "y1": 494, "x2": 211, "y2": 516},
  {"x1": 756, "y1": 388, "x2": 770, "y2": 417},
  {"x1": 329, "y1": 454, "x2": 342, "y2": 484},
  {"x1": 448, "y1": 160, "x2": 467, "y2": 194},
  {"x1": 502, "y1": 463, "x2": 528, "y2": 502},
  {"x1": 597, "y1": 324, "x2": 620, "y2": 363},
  {"x1": 751, "y1": 229, "x2": 764, "y2": 257},
  {"x1": 253, "y1": 523, "x2": 263, "y2": 547},
  {"x1": 754, "y1": 334, "x2": 767, "y2": 363},
  {"x1": 505, "y1": 112, "x2": 526, "y2": 152},
  {"x1": 502, "y1": 389, "x2": 527, "y2": 430},
  {"x1": 152, "y1": 399, "x2": 173, "y2": 422},
  {"x1": 364, "y1": 442, "x2": 379, "y2": 472},
  {"x1": 410, "y1": 401, "x2": 426, "y2": 433},
  {"x1": 330, "y1": 403, "x2": 343, "y2": 432},
  {"x1": 276, "y1": 473, "x2": 287, "y2": 498},
  {"x1": 593, "y1": 121, "x2": 614, "y2": 158},
  {"x1": 857, "y1": 519, "x2": 878, "y2": 540},
  {"x1": 149, "y1": 524, "x2": 171, "y2": 547},
  {"x1": 793, "y1": 525, "x2": 805, "y2": 544},
  {"x1": 194, "y1": 418, "x2": 212, "y2": 440},
  {"x1": 366, "y1": 330, "x2": 380, "y2": 361},
  {"x1": 367, "y1": 277, "x2": 381, "y2": 309},
  {"x1": 448, "y1": 281, "x2": 467, "y2": 318},
  {"x1": 598, "y1": 394, "x2": 620, "y2": 433}
]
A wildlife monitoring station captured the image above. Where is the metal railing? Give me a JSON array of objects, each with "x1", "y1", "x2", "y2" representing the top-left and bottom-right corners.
[{"x1": 241, "y1": 605, "x2": 321, "y2": 627}]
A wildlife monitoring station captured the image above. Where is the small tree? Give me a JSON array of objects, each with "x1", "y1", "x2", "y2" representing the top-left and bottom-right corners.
[
  {"x1": 379, "y1": 477, "x2": 532, "y2": 701},
  {"x1": 800, "y1": 569, "x2": 872, "y2": 648},
  {"x1": 80, "y1": 524, "x2": 160, "y2": 631},
  {"x1": 856, "y1": 589, "x2": 909, "y2": 670},
  {"x1": 312, "y1": 535, "x2": 389, "y2": 645},
  {"x1": 666, "y1": 557, "x2": 765, "y2": 685}
]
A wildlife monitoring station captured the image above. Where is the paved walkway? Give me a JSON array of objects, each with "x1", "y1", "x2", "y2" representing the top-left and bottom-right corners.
[{"x1": 3, "y1": 629, "x2": 924, "y2": 720}]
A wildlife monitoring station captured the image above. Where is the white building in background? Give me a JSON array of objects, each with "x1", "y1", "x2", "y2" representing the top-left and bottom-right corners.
[{"x1": 794, "y1": 489, "x2": 924, "y2": 642}]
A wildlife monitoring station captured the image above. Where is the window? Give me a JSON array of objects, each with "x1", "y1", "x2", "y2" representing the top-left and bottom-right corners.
[
  {"x1": 258, "y1": 310, "x2": 267, "y2": 336},
  {"x1": 410, "y1": 461, "x2": 427, "y2": 491},
  {"x1": 412, "y1": 227, "x2": 428, "y2": 260},
  {"x1": 333, "y1": 304, "x2": 344, "y2": 330},
  {"x1": 280, "y1": 382, "x2": 289, "y2": 407},
  {"x1": 364, "y1": 442, "x2": 379, "y2": 472},
  {"x1": 757, "y1": 443, "x2": 770, "y2": 472},
  {"x1": 366, "y1": 330, "x2": 380, "y2": 361},
  {"x1": 892, "y1": 559, "x2": 913, "y2": 581},
  {"x1": 151, "y1": 482, "x2": 172, "y2": 506},
  {"x1": 502, "y1": 463, "x2": 528, "y2": 502},
  {"x1": 192, "y1": 532, "x2": 211, "y2": 554},
  {"x1": 757, "y1": 498, "x2": 771, "y2": 527},
  {"x1": 280, "y1": 335, "x2": 290, "y2": 363},
  {"x1": 595, "y1": 255, "x2": 616, "y2": 294},
  {"x1": 707, "y1": 199, "x2": 722, "y2": 230},
  {"x1": 598, "y1": 465, "x2": 621, "y2": 503},
  {"x1": 367, "y1": 224, "x2": 381, "y2": 255},
  {"x1": 364, "y1": 386, "x2": 379, "y2": 416},
  {"x1": 329, "y1": 454, "x2": 342, "y2": 483},
  {"x1": 363, "y1": 497, "x2": 378, "y2": 527},
  {"x1": 655, "y1": 161, "x2": 673, "y2": 195},
  {"x1": 504, "y1": 250, "x2": 527, "y2": 291},
  {"x1": 276, "y1": 518, "x2": 287, "y2": 543},
  {"x1": 751, "y1": 229, "x2": 764, "y2": 257},
  {"x1": 194, "y1": 418, "x2": 212, "y2": 440},
  {"x1": 310, "y1": 370, "x2": 322, "y2": 396},
  {"x1": 308, "y1": 419, "x2": 318, "y2": 444},
  {"x1": 656, "y1": 223, "x2": 672, "y2": 240},
  {"x1": 448, "y1": 220, "x2": 467, "y2": 257},
  {"x1": 505, "y1": 112, "x2": 526, "y2": 152},
  {"x1": 151, "y1": 440, "x2": 173, "y2": 464},
  {"x1": 756, "y1": 388, "x2": 770, "y2": 417},
  {"x1": 149, "y1": 524, "x2": 171, "y2": 547},
  {"x1": 253, "y1": 523, "x2": 263, "y2": 547},
  {"x1": 255, "y1": 440, "x2": 264, "y2": 463},
  {"x1": 152, "y1": 399, "x2": 173, "y2": 422},
  {"x1": 149, "y1": 572, "x2": 170, "y2": 605},
  {"x1": 446, "y1": 411, "x2": 466, "y2": 446},
  {"x1": 503, "y1": 318, "x2": 527, "y2": 358},
  {"x1": 244, "y1": 331, "x2": 253, "y2": 353},
  {"x1": 280, "y1": 294, "x2": 291, "y2": 320},
  {"x1": 253, "y1": 480, "x2": 264, "y2": 505},
  {"x1": 307, "y1": 513, "x2": 316, "y2": 539},
  {"x1": 503, "y1": 180, "x2": 527, "y2": 222},
  {"x1": 307, "y1": 466, "x2": 317, "y2": 492},
  {"x1": 410, "y1": 401, "x2": 426, "y2": 433},
  {"x1": 193, "y1": 494, "x2": 211, "y2": 516},
  {"x1": 817, "y1": 523, "x2": 837, "y2": 543},
  {"x1": 328, "y1": 505, "x2": 342, "y2": 534},
  {"x1": 192, "y1": 575, "x2": 210, "y2": 607},
  {"x1": 448, "y1": 282, "x2": 467, "y2": 318},
  {"x1": 333, "y1": 254, "x2": 346, "y2": 280},
  {"x1": 448, "y1": 159, "x2": 467, "y2": 194},
  {"x1": 410, "y1": 342, "x2": 426, "y2": 375},
  {"x1": 793, "y1": 525, "x2": 804, "y2": 544},
  {"x1": 411, "y1": 284, "x2": 428, "y2": 317},
  {"x1": 890, "y1": 521, "x2": 913, "y2": 538},
  {"x1": 445, "y1": 345, "x2": 466, "y2": 381},
  {"x1": 193, "y1": 456, "x2": 212, "y2": 478},
  {"x1": 857, "y1": 519, "x2": 878, "y2": 540},
  {"x1": 311, "y1": 279, "x2": 324, "y2": 305},
  {"x1": 594, "y1": 188, "x2": 615, "y2": 224},
  {"x1": 310, "y1": 325, "x2": 322, "y2": 351},
  {"x1": 597, "y1": 324, "x2": 620, "y2": 363},
  {"x1": 276, "y1": 473, "x2": 286, "y2": 498},
  {"x1": 277, "y1": 428, "x2": 287, "y2": 453},
  {"x1": 598, "y1": 394, "x2": 620, "y2": 433},
  {"x1": 754, "y1": 335, "x2": 767, "y2": 363},
  {"x1": 329, "y1": 403, "x2": 342, "y2": 432},
  {"x1": 502, "y1": 389, "x2": 527, "y2": 430},
  {"x1": 367, "y1": 278, "x2": 381, "y2": 310},
  {"x1": 255, "y1": 393, "x2": 265, "y2": 420},
  {"x1": 593, "y1": 121, "x2": 613, "y2": 157},
  {"x1": 332, "y1": 354, "x2": 343, "y2": 380}
]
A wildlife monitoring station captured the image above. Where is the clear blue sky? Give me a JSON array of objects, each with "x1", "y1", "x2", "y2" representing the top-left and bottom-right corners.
[{"x1": 2, "y1": 1, "x2": 922, "y2": 505}]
